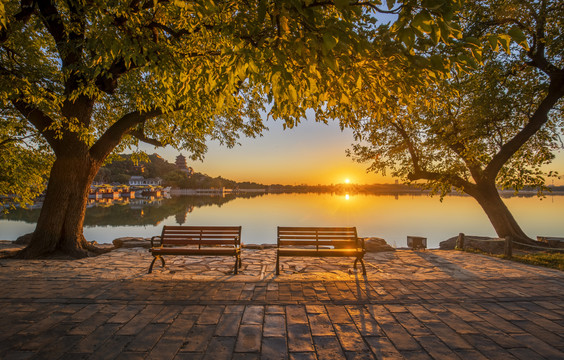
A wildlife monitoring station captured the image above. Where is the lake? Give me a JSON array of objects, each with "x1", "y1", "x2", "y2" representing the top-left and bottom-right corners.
[{"x1": 1, "y1": 192, "x2": 563, "y2": 248}]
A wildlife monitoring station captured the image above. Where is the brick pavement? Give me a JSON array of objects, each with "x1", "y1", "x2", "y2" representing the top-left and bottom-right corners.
[{"x1": 0, "y1": 248, "x2": 562, "y2": 359}]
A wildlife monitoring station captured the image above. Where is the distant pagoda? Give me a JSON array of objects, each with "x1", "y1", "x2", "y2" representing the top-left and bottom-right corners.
[
  {"x1": 175, "y1": 154, "x2": 194, "y2": 175},
  {"x1": 175, "y1": 154, "x2": 188, "y2": 170}
]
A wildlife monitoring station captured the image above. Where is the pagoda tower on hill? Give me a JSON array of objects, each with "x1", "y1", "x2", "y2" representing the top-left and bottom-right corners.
[
  {"x1": 175, "y1": 154, "x2": 194, "y2": 175},
  {"x1": 175, "y1": 154, "x2": 187, "y2": 170}
]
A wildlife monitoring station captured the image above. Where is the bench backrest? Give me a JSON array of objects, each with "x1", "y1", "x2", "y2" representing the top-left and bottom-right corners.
[
  {"x1": 277, "y1": 226, "x2": 359, "y2": 249},
  {"x1": 160, "y1": 226, "x2": 241, "y2": 247}
]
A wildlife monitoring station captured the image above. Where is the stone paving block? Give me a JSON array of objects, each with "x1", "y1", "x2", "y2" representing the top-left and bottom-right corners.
[
  {"x1": 344, "y1": 352, "x2": 376, "y2": 360},
  {"x1": 364, "y1": 336, "x2": 404, "y2": 359},
  {"x1": 117, "y1": 305, "x2": 161, "y2": 336},
  {"x1": 414, "y1": 335, "x2": 462, "y2": 359},
  {"x1": 264, "y1": 314, "x2": 286, "y2": 337},
  {"x1": 89, "y1": 334, "x2": 133, "y2": 360},
  {"x1": 2, "y1": 350, "x2": 37, "y2": 360},
  {"x1": 511, "y1": 333, "x2": 564, "y2": 360},
  {"x1": 346, "y1": 306, "x2": 384, "y2": 337},
  {"x1": 334, "y1": 322, "x2": 369, "y2": 352},
  {"x1": 288, "y1": 324, "x2": 314, "y2": 353},
  {"x1": 507, "y1": 347, "x2": 547, "y2": 360},
  {"x1": 326, "y1": 305, "x2": 353, "y2": 324},
  {"x1": 461, "y1": 334, "x2": 518, "y2": 360},
  {"x1": 289, "y1": 353, "x2": 317, "y2": 360},
  {"x1": 232, "y1": 354, "x2": 261, "y2": 360},
  {"x1": 180, "y1": 324, "x2": 215, "y2": 352},
  {"x1": 31, "y1": 335, "x2": 83, "y2": 360},
  {"x1": 197, "y1": 305, "x2": 224, "y2": 325},
  {"x1": 107, "y1": 305, "x2": 143, "y2": 324},
  {"x1": 114, "y1": 352, "x2": 147, "y2": 360},
  {"x1": 126, "y1": 323, "x2": 169, "y2": 352},
  {"x1": 242, "y1": 305, "x2": 265, "y2": 325},
  {"x1": 392, "y1": 312, "x2": 432, "y2": 337},
  {"x1": 71, "y1": 323, "x2": 121, "y2": 353},
  {"x1": 262, "y1": 337, "x2": 288, "y2": 360},
  {"x1": 215, "y1": 312, "x2": 244, "y2": 337},
  {"x1": 313, "y1": 336, "x2": 345, "y2": 359},
  {"x1": 286, "y1": 305, "x2": 308, "y2": 325},
  {"x1": 422, "y1": 318, "x2": 473, "y2": 350},
  {"x1": 202, "y1": 336, "x2": 236, "y2": 360},
  {"x1": 235, "y1": 324, "x2": 262, "y2": 353},
  {"x1": 452, "y1": 349, "x2": 489, "y2": 360},
  {"x1": 152, "y1": 305, "x2": 182, "y2": 324},
  {"x1": 307, "y1": 312, "x2": 335, "y2": 337}
]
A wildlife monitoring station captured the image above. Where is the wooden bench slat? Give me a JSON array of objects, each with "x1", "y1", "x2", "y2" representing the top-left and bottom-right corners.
[{"x1": 161, "y1": 240, "x2": 238, "y2": 245}]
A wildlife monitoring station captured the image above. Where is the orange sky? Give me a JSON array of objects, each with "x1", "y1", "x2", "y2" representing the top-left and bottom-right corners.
[{"x1": 143, "y1": 115, "x2": 564, "y2": 186}]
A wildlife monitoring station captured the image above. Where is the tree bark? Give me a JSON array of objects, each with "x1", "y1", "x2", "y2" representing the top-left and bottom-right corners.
[
  {"x1": 470, "y1": 181, "x2": 533, "y2": 244},
  {"x1": 17, "y1": 152, "x2": 102, "y2": 258}
]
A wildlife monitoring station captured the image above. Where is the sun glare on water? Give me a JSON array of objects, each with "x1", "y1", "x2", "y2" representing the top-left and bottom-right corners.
[{"x1": 345, "y1": 178, "x2": 350, "y2": 184}]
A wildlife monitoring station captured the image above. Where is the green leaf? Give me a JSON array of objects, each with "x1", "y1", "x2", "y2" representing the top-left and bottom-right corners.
[
  {"x1": 508, "y1": 26, "x2": 529, "y2": 50},
  {"x1": 386, "y1": 0, "x2": 396, "y2": 10},
  {"x1": 334, "y1": 0, "x2": 349, "y2": 10},
  {"x1": 399, "y1": 28, "x2": 415, "y2": 49},
  {"x1": 497, "y1": 34, "x2": 512, "y2": 53},
  {"x1": 488, "y1": 35, "x2": 499, "y2": 52},
  {"x1": 411, "y1": 11, "x2": 434, "y2": 34},
  {"x1": 322, "y1": 33, "x2": 338, "y2": 51}
]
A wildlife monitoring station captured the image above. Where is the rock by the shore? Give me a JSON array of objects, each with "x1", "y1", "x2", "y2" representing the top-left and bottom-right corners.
[
  {"x1": 440, "y1": 235, "x2": 504, "y2": 254},
  {"x1": 363, "y1": 237, "x2": 395, "y2": 252},
  {"x1": 14, "y1": 233, "x2": 33, "y2": 245},
  {"x1": 112, "y1": 237, "x2": 151, "y2": 249}
]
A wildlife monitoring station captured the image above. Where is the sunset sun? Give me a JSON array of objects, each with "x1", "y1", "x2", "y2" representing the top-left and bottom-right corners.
[{"x1": 345, "y1": 178, "x2": 350, "y2": 184}]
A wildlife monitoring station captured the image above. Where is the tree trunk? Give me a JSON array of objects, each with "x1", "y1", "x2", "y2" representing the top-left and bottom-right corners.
[
  {"x1": 470, "y1": 182, "x2": 533, "y2": 244},
  {"x1": 17, "y1": 152, "x2": 102, "y2": 258}
]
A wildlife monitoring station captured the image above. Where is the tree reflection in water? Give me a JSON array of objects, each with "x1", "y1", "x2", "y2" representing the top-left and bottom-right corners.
[{"x1": 1, "y1": 193, "x2": 266, "y2": 227}]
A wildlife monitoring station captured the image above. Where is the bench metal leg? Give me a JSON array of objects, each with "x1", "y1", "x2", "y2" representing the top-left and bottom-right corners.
[
  {"x1": 354, "y1": 257, "x2": 367, "y2": 275},
  {"x1": 148, "y1": 255, "x2": 165, "y2": 274},
  {"x1": 233, "y1": 256, "x2": 238, "y2": 275},
  {"x1": 275, "y1": 253, "x2": 280, "y2": 275}
]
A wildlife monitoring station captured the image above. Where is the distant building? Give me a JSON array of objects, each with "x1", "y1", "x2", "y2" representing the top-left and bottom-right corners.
[
  {"x1": 175, "y1": 154, "x2": 194, "y2": 175},
  {"x1": 175, "y1": 154, "x2": 188, "y2": 169},
  {"x1": 129, "y1": 176, "x2": 162, "y2": 186}
]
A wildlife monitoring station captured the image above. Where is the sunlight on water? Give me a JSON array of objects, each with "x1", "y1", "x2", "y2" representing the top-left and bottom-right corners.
[{"x1": 2, "y1": 193, "x2": 563, "y2": 248}]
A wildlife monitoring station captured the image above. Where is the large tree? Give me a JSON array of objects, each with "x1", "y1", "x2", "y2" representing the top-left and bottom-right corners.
[
  {"x1": 0, "y1": 0, "x2": 461, "y2": 258},
  {"x1": 351, "y1": 0, "x2": 564, "y2": 243}
]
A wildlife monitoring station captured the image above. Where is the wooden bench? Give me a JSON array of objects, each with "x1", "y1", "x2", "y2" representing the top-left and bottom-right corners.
[
  {"x1": 149, "y1": 225, "x2": 242, "y2": 274},
  {"x1": 276, "y1": 226, "x2": 366, "y2": 275}
]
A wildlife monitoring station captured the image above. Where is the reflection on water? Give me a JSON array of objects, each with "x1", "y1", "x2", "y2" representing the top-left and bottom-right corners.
[{"x1": 2, "y1": 193, "x2": 563, "y2": 248}]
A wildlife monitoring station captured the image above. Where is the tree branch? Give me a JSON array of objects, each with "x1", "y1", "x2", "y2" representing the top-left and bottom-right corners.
[
  {"x1": 10, "y1": 99, "x2": 59, "y2": 152},
  {"x1": 485, "y1": 71, "x2": 564, "y2": 177},
  {"x1": 89, "y1": 109, "x2": 163, "y2": 162},
  {"x1": 128, "y1": 129, "x2": 164, "y2": 147}
]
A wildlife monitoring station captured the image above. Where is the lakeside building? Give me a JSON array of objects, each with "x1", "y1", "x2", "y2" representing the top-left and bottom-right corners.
[{"x1": 129, "y1": 176, "x2": 162, "y2": 186}]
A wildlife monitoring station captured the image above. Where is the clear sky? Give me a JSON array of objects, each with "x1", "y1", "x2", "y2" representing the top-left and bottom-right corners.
[
  {"x1": 144, "y1": 113, "x2": 389, "y2": 185},
  {"x1": 141, "y1": 112, "x2": 564, "y2": 186}
]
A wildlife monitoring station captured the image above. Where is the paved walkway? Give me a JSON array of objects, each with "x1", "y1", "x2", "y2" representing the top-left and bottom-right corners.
[{"x1": 0, "y1": 247, "x2": 562, "y2": 359}]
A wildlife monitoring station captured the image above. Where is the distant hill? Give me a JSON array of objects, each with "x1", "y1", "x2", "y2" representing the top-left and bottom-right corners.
[{"x1": 94, "y1": 154, "x2": 266, "y2": 189}]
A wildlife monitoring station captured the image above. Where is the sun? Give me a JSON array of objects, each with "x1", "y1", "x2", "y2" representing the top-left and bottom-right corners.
[{"x1": 345, "y1": 178, "x2": 350, "y2": 184}]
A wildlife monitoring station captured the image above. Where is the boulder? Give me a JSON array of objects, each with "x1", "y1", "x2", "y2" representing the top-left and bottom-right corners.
[
  {"x1": 112, "y1": 237, "x2": 151, "y2": 249},
  {"x1": 363, "y1": 237, "x2": 395, "y2": 252},
  {"x1": 440, "y1": 235, "x2": 505, "y2": 254},
  {"x1": 14, "y1": 233, "x2": 33, "y2": 245}
]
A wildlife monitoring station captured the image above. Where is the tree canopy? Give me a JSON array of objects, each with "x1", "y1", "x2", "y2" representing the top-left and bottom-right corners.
[{"x1": 350, "y1": 0, "x2": 564, "y2": 242}]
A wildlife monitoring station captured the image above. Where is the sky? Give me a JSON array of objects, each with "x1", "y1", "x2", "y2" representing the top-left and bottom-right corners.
[
  {"x1": 143, "y1": 113, "x2": 388, "y2": 185},
  {"x1": 141, "y1": 112, "x2": 564, "y2": 186}
]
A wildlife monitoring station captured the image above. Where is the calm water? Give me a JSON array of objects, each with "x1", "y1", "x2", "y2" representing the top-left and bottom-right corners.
[{"x1": 1, "y1": 193, "x2": 563, "y2": 248}]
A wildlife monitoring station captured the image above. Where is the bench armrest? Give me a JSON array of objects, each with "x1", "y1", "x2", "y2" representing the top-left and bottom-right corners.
[{"x1": 150, "y1": 236, "x2": 162, "y2": 248}]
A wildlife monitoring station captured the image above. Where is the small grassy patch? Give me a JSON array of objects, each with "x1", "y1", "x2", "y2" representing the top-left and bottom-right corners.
[
  {"x1": 459, "y1": 248, "x2": 564, "y2": 271},
  {"x1": 509, "y1": 253, "x2": 564, "y2": 271}
]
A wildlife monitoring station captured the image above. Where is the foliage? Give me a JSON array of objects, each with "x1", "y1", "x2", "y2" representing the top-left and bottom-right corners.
[
  {"x1": 0, "y1": 114, "x2": 53, "y2": 210},
  {"x1": 350, "y1": 0, "x2": 564, "y2": 196}
]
